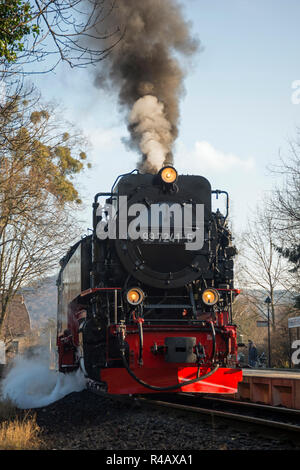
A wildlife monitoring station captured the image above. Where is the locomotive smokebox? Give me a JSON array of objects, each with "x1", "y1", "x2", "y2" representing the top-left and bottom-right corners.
[{"x1": 113, "y1": 172, "x2": 215, "y2": 289}]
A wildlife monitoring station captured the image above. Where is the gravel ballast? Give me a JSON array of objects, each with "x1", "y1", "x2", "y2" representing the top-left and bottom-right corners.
[{"x1": 30, "y1": 390, "x2": 300, "y2": 450}]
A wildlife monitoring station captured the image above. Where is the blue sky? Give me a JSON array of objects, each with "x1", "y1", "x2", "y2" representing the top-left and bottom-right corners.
[{"x1": 33, "y1": 0, "x2": 300, "y2": 232}]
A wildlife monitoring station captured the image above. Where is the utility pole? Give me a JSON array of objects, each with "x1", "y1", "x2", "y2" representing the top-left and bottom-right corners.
[{"x1": 265, "y1": 296, "x2": 271, "y2": 368}]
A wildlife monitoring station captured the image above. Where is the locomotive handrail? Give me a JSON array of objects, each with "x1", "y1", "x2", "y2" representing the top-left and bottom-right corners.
[
  {"x1": 93, "y1": 192, "x2": 114, "y2": 204},
  {"x1": 212, "y1": 189, "x2": 229, "y2": 219},
  {"x1": 209, "y1": 320, "x2": 216, "y2": 363},
  {"x1": 80, "y1": 287, "x2": 122, "y2": 297},
  {"x1": 144, "y1": 304, "x2": 193, "y2": 309},
  {"x1": 111, "y1": 168, "x2": 139, "y2": 193},
  {"x1": 92, "y1": 192, "x2": 115, "y2": 227}
]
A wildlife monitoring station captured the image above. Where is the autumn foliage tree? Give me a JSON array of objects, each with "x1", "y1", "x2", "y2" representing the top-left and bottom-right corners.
[
  {"x1": 0, "y1": 0, "x2": 121, "y2": 73},
  {"x1": 0, "y1": 1, "x2": 40, "y2": 63},
  {"x1": 0, "y1": 85, "x2": 90, "y2": 338}
]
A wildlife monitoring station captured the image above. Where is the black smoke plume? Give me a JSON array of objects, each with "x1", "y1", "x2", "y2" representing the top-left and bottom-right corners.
[{"x1": 92, "y1": 0, "x2": 199, "y2": 173}]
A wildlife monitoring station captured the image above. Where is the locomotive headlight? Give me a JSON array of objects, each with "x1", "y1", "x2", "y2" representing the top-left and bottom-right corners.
[
  {"x1": 202, "y1": 288, "x2": 219, "y2": 306},
  {"x1": 126, "y1": 287, "x2": 144, "y2": 306},
  {"x1": 160, "y1": 166, "x2": 178, "y2": 184}
]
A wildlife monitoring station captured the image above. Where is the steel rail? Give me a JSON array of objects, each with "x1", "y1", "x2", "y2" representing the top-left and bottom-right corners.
[
  {"x1": 199, "y1": 395, "x2": 300, "y2": 416},
  {"x1": 136, "y1": 396, "x2": 300, "y2": 434}
]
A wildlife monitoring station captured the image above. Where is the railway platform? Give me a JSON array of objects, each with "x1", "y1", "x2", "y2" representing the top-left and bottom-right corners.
[{"x1": 236, "y1": 368, "x2": 300, "y2": 409}]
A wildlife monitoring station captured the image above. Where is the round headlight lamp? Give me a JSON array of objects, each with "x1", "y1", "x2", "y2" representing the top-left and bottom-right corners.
[
  {"x1": 160, "y1": 166, "x2": 178, "y2": 184},
  {"x1": 126, "y1": 287, "x2": 145, "y2": 306},
  {"x1": 202, "y1": 288, "x2": 219, "y2": 306}
]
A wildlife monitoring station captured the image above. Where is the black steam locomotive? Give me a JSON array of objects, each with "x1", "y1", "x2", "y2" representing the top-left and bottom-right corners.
[{"x1": 57, "y1": 167, "x2": 242, "y2": 394}]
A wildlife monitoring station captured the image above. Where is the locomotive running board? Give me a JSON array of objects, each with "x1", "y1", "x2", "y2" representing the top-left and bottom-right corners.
[{"x1": 100, "y1": 367, "x2": 243, "y2": 395}]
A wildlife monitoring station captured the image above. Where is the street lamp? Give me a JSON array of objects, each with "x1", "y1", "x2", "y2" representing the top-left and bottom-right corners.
[{"x1": 265, "y1": 296, "x2": 271, "y2": 368}]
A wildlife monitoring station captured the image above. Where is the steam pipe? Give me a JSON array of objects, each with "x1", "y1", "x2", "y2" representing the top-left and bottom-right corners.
[
  {"x1": 118, "y1": 324, "x2": 219, "y2": 392},
  {"x1": 119, "y1": 348, "x2": 219, "y2": 391},
  {"x1": 209, "y1": 320, "x2": 216, "y2": 363}
]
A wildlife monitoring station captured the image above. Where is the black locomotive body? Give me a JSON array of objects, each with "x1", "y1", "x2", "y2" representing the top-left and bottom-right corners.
[{"x1": 57, "y1": 167, "x2": 242, "y2": 394}]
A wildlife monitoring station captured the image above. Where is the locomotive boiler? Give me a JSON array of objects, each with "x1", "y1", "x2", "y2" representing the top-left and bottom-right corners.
[{"x1": 57, "y1": 167, "x2": 243, "y2": 394}]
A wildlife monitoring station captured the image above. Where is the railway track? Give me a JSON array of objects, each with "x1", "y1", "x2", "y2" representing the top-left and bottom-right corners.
[
  {"x1": 86, "y1": 376, "x2": 300, "y2": 440},
  {"x1": 134, "y1": 393, "x2": 300, "y2": 436}
]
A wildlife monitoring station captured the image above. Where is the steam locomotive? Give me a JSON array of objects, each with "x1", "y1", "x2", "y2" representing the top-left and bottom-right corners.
[{"x1": 57, "y1": 167, "x2": 242, "y2": 394}]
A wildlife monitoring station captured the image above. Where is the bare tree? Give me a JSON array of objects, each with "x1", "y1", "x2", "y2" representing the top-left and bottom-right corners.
[
  {"x1": 238, "y1": 202, "x2": 292, "y2": 330},
  {"x1": 268, "y1": 134, "x2": 300, "y2": 306},
  {"x1": 270, "y1": 138, "x2": 300, "y2": 235},
  {"x1": 0, "y1": 0, "x2": 122, "y2": 74},
  {"x1": 0, "y1": 85, "x2": 89, "y2": 338}
]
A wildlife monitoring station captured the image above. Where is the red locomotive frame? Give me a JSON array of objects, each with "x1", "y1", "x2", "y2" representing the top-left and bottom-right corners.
[{"x1": 57, "y1": 287, "x2": 242, "y2": 395}]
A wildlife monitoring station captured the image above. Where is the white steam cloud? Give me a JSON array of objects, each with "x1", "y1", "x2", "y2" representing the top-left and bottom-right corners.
[
  {"x1": 1, "y1": 353, "x2": 86, "y2": 409},
  {"x1": 129, "y1": 95, "x2": 173, "y2": 172}
]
